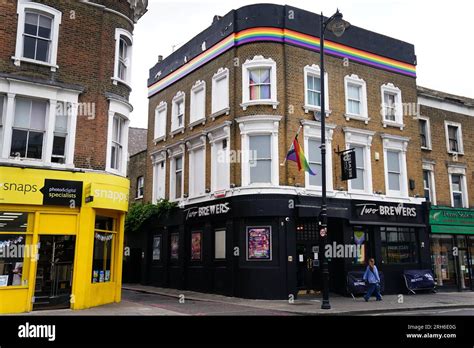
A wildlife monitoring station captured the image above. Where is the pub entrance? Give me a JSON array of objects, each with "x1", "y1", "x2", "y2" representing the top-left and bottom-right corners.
[
  {"x1": 33, "y1": 235, "x2": 76, "y2": 310},
  {"x1": 296, "y1": 220, "x2": 321, "y2": 294}
]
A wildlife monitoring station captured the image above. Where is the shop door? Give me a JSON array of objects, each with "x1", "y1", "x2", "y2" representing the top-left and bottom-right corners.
[
  {"x1": 296, "y1": 221, "x2": 321, "y2": 293},
  {"x1": 34, "y1": 235, "x2": 75, "y2": 310},
  {"x1": 455, "y1": 236, "x2": 471, "y2": 290}
]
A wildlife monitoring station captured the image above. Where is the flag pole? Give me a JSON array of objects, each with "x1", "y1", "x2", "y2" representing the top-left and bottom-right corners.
[{"x1": 280, "y1": 124, "x2": 303, "y2": 166}]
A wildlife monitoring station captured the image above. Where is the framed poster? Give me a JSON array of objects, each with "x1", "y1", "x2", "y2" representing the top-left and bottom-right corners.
[
  {"x1": 247, "y1": 226, "x2": 272, "y2": 261},
  {"x1": 152, "y1": 235, "x2": 162, "y2": 261},
  {"x1": 170, "y1": 233, "x2": 179, "y2": 260},
  {"x1": 191, "y1": 232, "x2": 202, "y2": 261}
]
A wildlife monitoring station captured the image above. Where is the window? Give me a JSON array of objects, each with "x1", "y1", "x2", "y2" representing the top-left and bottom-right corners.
[
  {"x1": 344, "y1": 128, "x2": 375, "y2": 194},
  {"x1": 110, "y1": 115, "x2": 125, "y2": 171},
  {"x1": 419, "y1": 117, "x2": 431, "y2": 149},
  {"x1": 51, "y1": 101, "x2": 69, "y2": 164},
  {"x1": 423, "y1": 170, "x2": 433, "y2": 202},
  {"x1": 189, "y1": 145, "x2": 205, "y2": 197},
  {"x1": 211, "y1": 68, "x2": 229, "y2": 115},
  {"x1": 249, "y1": 135, "x2": 272, "y2": 184},
  {"x1": 13, "y1": 2, "x2": 62, "y2": 70},
  {"x1": 152, "y1": 235, "x2": 161, "y2": 261},
  {"x1": 170, "y1": 155, "x2": 184, "y2": 200},
  {"x1": 241, "y1": 56, "x2": 278, "y2": 110},
  {"x1": 451, "y1": 174, "x2": 464, "y2": 208},
  {"x1": 382, "y1": 134, "x2": 409, "y2": 197},
  {"x1": 381, "y1": 227, "x2": 418, "y2": 264},
  {"x1": 445, "y1": 122, "x2": 463, "y2": 154},
  {"x1": 0, "y1": 212, "x2": 30, "y2": 287},
  {"x1": 214, "y1": 228, "x2": 226, "y2": 260},
  {"x1": 136, "y1": 176, "x2": 144, "y2": 198},
  {"x1": 113, "y1": 29, "x2": 133, "y2": 85},
  {"x1": 344, "y1": 75, "x2": 368, "y2": 122},
  {"x1": 303, "y1": 65, "x2": 329, "y2": 113},
  {"x1": 154, "y1": 102, "x2": 167, "y2": 141},
  {"x1": 351, "y1": 146, "x2": 365, "y2": 190},
  {"x1": 381, "y1": 83, "x2": 403, "y2": 128},
  {"x1": 11, "y1": 97, "x2": 47, "y2": 160},
  {"x1": 92, "y1": 216, "x2": 116, "y2": 283},
  {"x1": 171, "y1": 92, "x2": 185, "y2": 132},
  {"x1": 352, "y1": 228, "x2": 369, "y2": 265},
  {"x1": 153, "y1": 159, "x2": 166, "y2": 202},
  {"x1": 209, "y1": 124, "x2": 231, "y2": 192},
  {"x1": 307, "y1": 139, "x2": 322, "y2": 187},
  {"x1": 190, "y1": 81, "x2": 206, "y2": 124}
]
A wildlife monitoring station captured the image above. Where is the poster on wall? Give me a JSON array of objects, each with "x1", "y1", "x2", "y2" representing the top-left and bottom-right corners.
[
  {"x1": 152, "y1": 236, "x2": 162, "y2": 261},
  {"x1": 170, "y1": 233, "x2": 179, "y2": 260},
  {"x1": 247, "y1": 226, "x2": 272, "y2": 260},
  {"x1": 191, "y1": 232, "x2": 202, "y2": 261}
]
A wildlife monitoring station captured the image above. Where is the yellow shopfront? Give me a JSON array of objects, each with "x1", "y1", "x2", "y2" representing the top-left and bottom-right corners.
[{"x1": 0, "y1": 166, "x2": 129, "y2": 313}]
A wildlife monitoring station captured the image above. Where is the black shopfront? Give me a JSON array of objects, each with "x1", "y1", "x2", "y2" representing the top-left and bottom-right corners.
[{"x1": 127, "y1": 195, "x2": 430, "y2": 299}]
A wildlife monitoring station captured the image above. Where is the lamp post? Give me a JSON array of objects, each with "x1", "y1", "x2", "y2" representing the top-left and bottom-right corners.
[{"x1": 319, "y1": 9, "x2": 350, "y2": 310}]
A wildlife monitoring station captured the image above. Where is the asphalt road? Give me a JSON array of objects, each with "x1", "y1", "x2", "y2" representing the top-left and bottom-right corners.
[
  {"x1": 122, "y1": 289, "x2": 299, "y2": 316},
  {"x1": 372, "y1": 308, "x2": 474, "y2": 316}
]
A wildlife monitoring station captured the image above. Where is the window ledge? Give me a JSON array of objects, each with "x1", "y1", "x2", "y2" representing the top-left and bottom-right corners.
[
  {"x1": 448, "y1": 151, "x2": 464, "y2": 156},
  {"x1": 421, "y1": 146, "x2": 432, "y2": 151},
  {"x1": 210, "y1": 107, "x2": 230, "y2": 120},
  {"x1": 111, "y1": 77, "x2": 132, "y2": 90},
  {"x1": 154, "y1": 135, "x2": 166, "y2": 144},
  {"x1": 170, "y1": 127, "x2": 185, "y2": 137},
  {"x1": 344, "y1": 113, "x2": 370, "y2": 124},
  {"x1": 135, "y1": 196, "x2": 143, "y2": 200},
  {"x1": 240, "y1": 100, "x2": 279, "y2": 110},
  {"x1": 303, "y1": 105, "x2": 331, "y2": 116},
  {"x1": 0, "y1": 158, "x2": 73, "y2": 169},
  {"x1": 12, "y1": 56, "x2": 58, "y2": 72},
  {"x1": 382, "y1": 120, "x2": 405, "y2": 130},
  {"x1": 188, "y1": 118, "x2": 206, "y2": 130}
]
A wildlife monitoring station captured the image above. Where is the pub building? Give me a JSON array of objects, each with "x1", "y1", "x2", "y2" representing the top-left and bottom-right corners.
[
  {"x1": 0, "y1": 0, "x2": 147, "y2": 313},
  {"x1": 135, "y1": 4, "x2": 432, "y2": 299}
]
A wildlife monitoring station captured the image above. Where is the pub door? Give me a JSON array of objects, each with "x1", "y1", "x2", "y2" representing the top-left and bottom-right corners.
[
  {"x1": 34, "y1": 235, "x2": 76, "y2": 310},
  {"x1": 296, "y1": 220, "x2": 321, "y2": 294}
]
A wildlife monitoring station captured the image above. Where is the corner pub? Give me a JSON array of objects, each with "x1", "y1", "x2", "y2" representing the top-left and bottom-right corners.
[{"x1": 131, "y1": 4, "x2": 432, "y2": 299}]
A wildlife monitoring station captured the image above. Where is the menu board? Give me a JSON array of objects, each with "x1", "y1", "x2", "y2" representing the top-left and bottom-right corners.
[{"x1": 247, "y1": 227, "x2": 272, "y2": 260}]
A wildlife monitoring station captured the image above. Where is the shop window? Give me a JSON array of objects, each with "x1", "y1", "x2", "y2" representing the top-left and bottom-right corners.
[
  {"x1": 430, "y1": 235, "x2": 456, "y2": 287},
  {"x1": 191, "y1": 231, "x2": 202, "y2": 261},
  {"x1": 11, "y1": 97, "x2": 47, "y2": 160},
  {"x1": 136, "y1": 176, "x2": 144, "y2": 198},
  {"x1": 152, "y1": 235, "x2": 161, "y2": 261},
  {"x1": 380, "y1": 227, "x2": 418, "y2": 264},
  {"x1": 92, "y1": 215, "x2": 116, "y2": 283},
  {"x1": 352, "y1": 228, "x2": 369, "y2": 265},
  {"x1": 0, "y1": 212, "x2": 30, "y2": 287},
  {"x1": 214, "y1": 228, "x2": 226, "y2": 260}
]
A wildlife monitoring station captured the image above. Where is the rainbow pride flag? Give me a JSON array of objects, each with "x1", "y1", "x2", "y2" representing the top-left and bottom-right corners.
[{"x1": 286, "y1": 136, "x2": 316, "y2": 175}]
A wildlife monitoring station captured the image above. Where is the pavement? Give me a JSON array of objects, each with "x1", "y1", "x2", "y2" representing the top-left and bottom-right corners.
[{"x1": 121, "y1": 283, "x2": 474, "y2": 316}]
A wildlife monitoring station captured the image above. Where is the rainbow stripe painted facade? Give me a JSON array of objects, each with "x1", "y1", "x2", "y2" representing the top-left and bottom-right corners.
[{"x1": 148, "y1": 27, "x2": 416, "y2": 98}]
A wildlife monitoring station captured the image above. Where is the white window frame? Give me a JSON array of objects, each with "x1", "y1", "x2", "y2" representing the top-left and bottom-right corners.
[
  {"x1": 448, "y1": 165, "x2": 468, "y2": 208},
  {"x1": 186, "y1": 135, "x2": 207, "y2": 198},
  {"x1": 236, "y1": 116, "x2": 281, "y2": 187},
  {"x1": 418, "y1": 116, "x2": 432, "y2": 150},
  {"x1": 168, "y1": 144, "x2": 185, "y2": 202},
  {"x1": 241, "y1": 56, "x2": 278, "y2": 110},
  {"x1": 105, "y1": 98, "x2": 131, "y2": 176},
  {"x1": 136, "y1": 176, "x2": 144, "y2": 199},
  {"x1": 151, "y1": 151, "x2": 167, "y2": 202},
  {"x1": 154, "y1": 101, "x2": 167, "y2": 143},
  {"x1": 112, "y1": 28, "x2": 133, "y2": 88},
  {"x1": 303, "y1": 64, "x2": 330, "y2": 115},
  {"x1": 343, "y1": 127, "x2": 375, "y2": 195},
  {"x1": 189, "y1": 80, "x2": 206, "y2": 127},
  {"x1": 171, "y1": 91, "x2": 185, "y2": 135},
  {"x1": 13, "y1": 1, "x2": 62, "y2": 71},
  {"x1": 344, "y1": 74, "x2": 369, "y2": 123},
  {"x1": 302, "y1": 120, "x2": 335, "y2": 192},
  {"x1": 381, "y1": 83, "x2": 404, "y2": 130},
  {"x1": 422, "y1": 161, "x2": 437, "y2": 205},
  {"x1": 211, "y1": 68, "x2": 230, "y2": 117},
  {"x1": 381, "y1": 134, "x2": 409, "y2": 198},
  {"x1": 0, "y1": 79, "x2": 79, "y2": 169},
  {"x1": 444, "y1": 121, "x2": 464, "y2": 155},
  {"x1": 208, "y1": 122, "x2": 231, "y2": 194}
]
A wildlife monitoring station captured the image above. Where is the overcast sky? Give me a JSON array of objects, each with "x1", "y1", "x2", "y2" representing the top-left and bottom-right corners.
[{"x1": 129, "y1": 0, "x2": 474, "y2": 128}]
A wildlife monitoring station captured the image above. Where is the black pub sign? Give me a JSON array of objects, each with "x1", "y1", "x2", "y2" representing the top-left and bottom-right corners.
[
  {"x1": 341, "y1": 149, "x2": 357, "y2": 181},
  {"x1": 185, "y1": 201, "x2": 231, "y2": 221},
  {"x1": 352, "y1": 200, "x2": 423, "y2": 224}
]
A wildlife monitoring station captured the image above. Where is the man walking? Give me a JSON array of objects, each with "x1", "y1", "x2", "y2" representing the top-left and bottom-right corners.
[{"x1": 363, "y1": 258, "x2": 382, "y2": 302}]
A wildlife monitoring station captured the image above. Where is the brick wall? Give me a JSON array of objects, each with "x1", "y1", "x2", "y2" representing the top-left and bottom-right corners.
[{"x1": 128, "y1": 150, "x2": 147, "y2": 206}]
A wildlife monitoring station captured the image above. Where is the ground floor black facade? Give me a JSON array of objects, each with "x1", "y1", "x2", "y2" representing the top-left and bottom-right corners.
[{"x1": 124, "y1": 195, "x2": 432, "y2": 299}]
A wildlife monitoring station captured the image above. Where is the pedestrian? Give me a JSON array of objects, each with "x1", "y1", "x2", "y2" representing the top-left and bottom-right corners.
[{"x1": 363, "y1": 258, "x2": 382, "y2": 302}]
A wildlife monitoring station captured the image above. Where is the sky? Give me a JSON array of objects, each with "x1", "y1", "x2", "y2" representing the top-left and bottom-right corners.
[{"x1": 129, "y1": 0, "x2": 474, "y2": 128}]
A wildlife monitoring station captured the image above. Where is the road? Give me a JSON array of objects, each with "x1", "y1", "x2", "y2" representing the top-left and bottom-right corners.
[{"x1": 372, "y1": 308, "x2": 474, "y2": 316}]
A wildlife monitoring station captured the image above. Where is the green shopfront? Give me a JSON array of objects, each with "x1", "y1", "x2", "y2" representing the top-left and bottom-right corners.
[{"x1": 429, "y1": 207, "x2": 474, "y2": 291}]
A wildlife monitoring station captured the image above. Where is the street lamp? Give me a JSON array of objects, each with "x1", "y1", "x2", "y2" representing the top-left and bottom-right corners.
[{"x1": 319, "y1": 9, "x2": 350, "y2": 310}]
